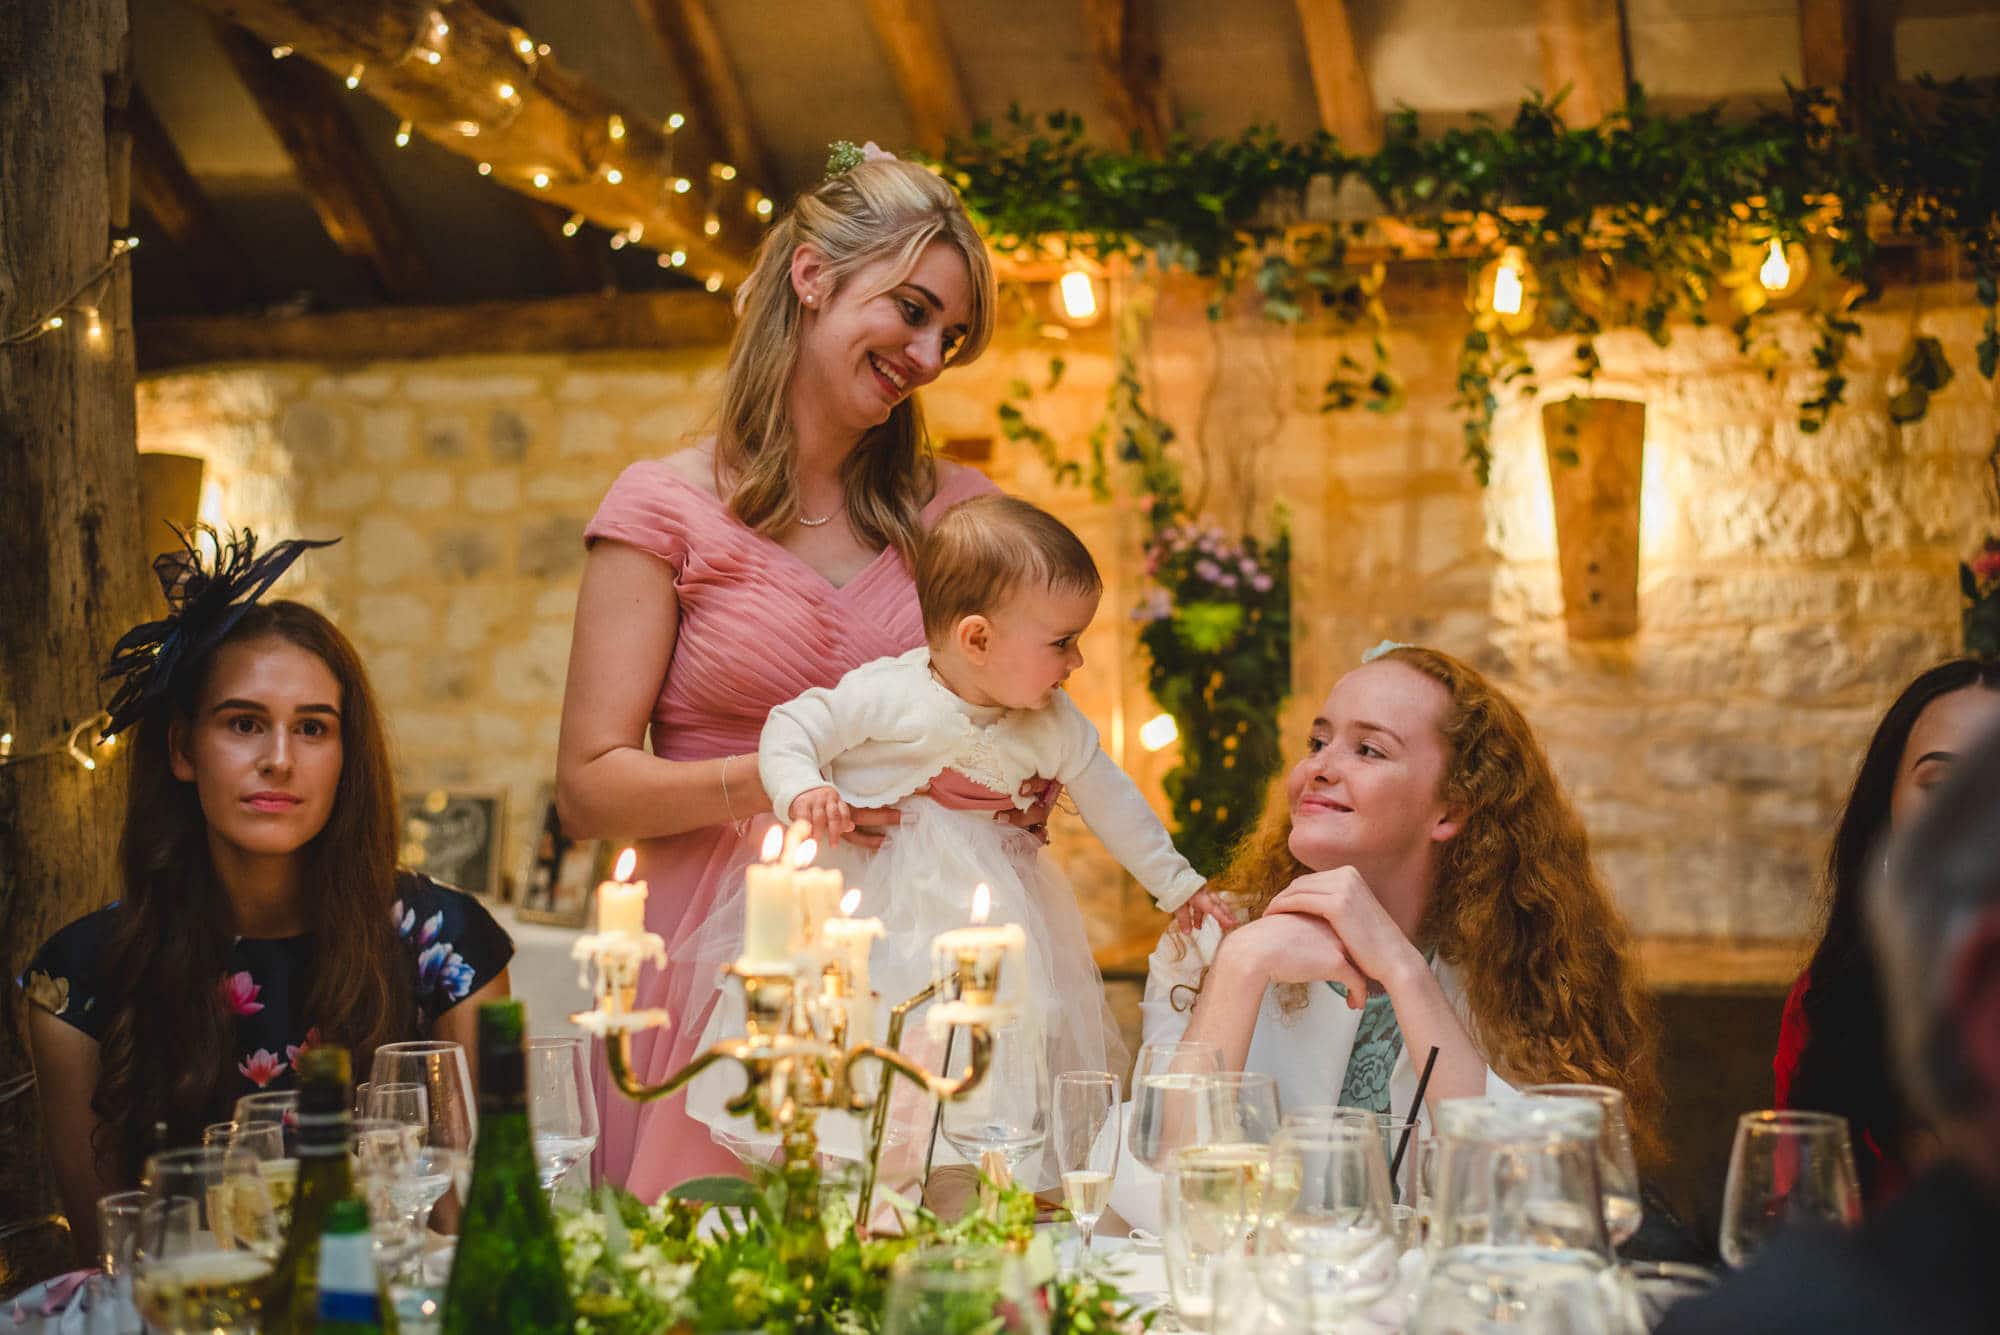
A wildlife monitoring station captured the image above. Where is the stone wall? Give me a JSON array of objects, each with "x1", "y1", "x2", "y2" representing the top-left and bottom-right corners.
[{"x1": 135, "y1": 284, "x2": 1996, "y2": 949}]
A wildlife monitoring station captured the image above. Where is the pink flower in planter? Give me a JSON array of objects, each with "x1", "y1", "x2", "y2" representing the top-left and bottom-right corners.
[
  {"x1": 219, "y1": 971, "x2": 264, "y2": 1016},
  {"x1": 238, "y1": 1050, "x2": 286, "y2": 1088}
]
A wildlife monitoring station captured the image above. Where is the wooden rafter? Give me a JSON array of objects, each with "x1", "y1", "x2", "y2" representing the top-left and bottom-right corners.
[
  {"x1": 214, "y1": 22, "x2": 432, "y2": 298},
  {"x1": 629, "y1": 0, "x2": 775, "y2": 192},
  {"x1": 186, "y1": 0, "x2": 759, "y2": 289},
  {"x1": 1082, "y1": 0, "x2": 1169, "y2": 152},
  {"x1": 1291, "y1": 0, "x2": 1380, "y2": 153},
  {"x1": 1535, "y1": 0, "x2": 1629, "y2": 127},
  {"x1": 124, "y1": 86, "x2": 257, "y2": 311},
  {"x1": 137, "y1": 289, "x2": 734, "y2": 371},
  {"x1": 864, "y1": 0, "x2": 973, "y2": 156}
]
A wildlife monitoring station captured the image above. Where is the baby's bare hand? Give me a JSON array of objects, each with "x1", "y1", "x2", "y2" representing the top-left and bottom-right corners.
[
  {"x1": 1172, "y1": 887, "x2": 1238, "y2": 935},
  {"x1": 788, "y1": 786, "x2": 854, "y2": 848}
]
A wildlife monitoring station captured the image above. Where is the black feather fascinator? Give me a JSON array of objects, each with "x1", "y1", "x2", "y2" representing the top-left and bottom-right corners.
[{"x1": 100, "y1": 525, "x2": 339, "y2": 740}]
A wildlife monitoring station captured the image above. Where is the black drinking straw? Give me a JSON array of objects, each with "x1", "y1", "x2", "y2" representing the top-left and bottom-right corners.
[{"x1": 1391, "y1": 1045, "x2": 1441, "y2": 1185}]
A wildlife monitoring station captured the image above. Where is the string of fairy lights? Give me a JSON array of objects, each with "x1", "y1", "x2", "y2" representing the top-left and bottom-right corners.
[
  {"x1": 273, "y1": 1, "x2": 771, "y2": 294},
  {"x1": 0, "y1": 236, "x2": 138, "y2": 350},
  {"x1": 0, "y1": 713, "x2": 116, "y2": 772}
]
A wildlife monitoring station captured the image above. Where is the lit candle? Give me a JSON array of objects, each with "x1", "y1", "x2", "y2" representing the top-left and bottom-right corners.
[
  {"x1": 821, "y1": 887, "x2": 884, "y2": 998},
  {"x1": 742, "y1": 825, "x2": 795, "y2": 969},
  {"x1": 596, "y1": 847, "x2": 646, "y2": 936},
  {"x1": 931, "y1": 884, "x2": 1025, "y2": 1006}
]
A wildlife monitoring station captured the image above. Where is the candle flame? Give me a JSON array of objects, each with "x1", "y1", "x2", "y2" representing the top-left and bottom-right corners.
[
  {"x1": 614, "y1": 846, "x2": 637, "y2": 881},
  {"x1": 840, "y1": 887, "x2": 862, "y2": 916},
  {"x1": 971, "y1": 883, "x2": 990, "y2": 925},
  {"x1": 760, "y1": 825, "x2": 784, "y2": 862},
  {"x1": 792, "y1": 838, "x2": 818, "y2": 868}
]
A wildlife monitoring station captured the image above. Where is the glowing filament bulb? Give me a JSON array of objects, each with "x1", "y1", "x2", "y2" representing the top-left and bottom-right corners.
[
  {"x1": 270, "y1": 44, "x2": 293, "y2": 59},
  {"x1": 561, "y1": 212, "x2": 584, "y2": 237},
  {"x1": 669, "y1": 249, "x2": 686, "y2": 267},
  {"x1": 1492, "y1": 256, "x2": 1525, "y2": 316},
  {"x1": 1139, "y1": 712, "x2": 1179, "y2": 752},
  {"x1": 476, "y1": 161, "x2": 492, "y2": 175},
  {"x1": 83, "y1": 307, "x2": 103, "y2": 341},
  {"x1": 607, "y1": 114, "x2": 625, "y2": 141},
  {"x1": 704, "y1": 273, "x2": 723, "y2": 293},
  {"x1": 1758, "y1": 237, "x2": 1792, "y2": 293},
  {"x1": 532, "y1": 171, "x2": 550, "y2": 189},
  {"x1": 41, "y1": 315, "x2": 63, "y2": 331},
  {"x1": 604, "y1": 167, "x2": 623, "y2": 185},
  {"x1": 673, "y1": 177, "x2": 691, "y2": 194},
  {"x1": 715, "y1": 163, "x2": 736, "y2": 181},
  {"x1": 515, "y1": 36, "x2": 534, "y2": 57},
  {"x1": 657, "y1": 252, "x2": 673, "y2": 268},
  {"x1": 344, "y1": 64, "x2": 364, "y2": 90},
  {"x1": 608, "y1": 233, "x2": 628, "y2": 250},
  {"x1": 394, "y1": 120, "x2": 412, "y2": 148},
  {"x1": 497, "y1": 81, "x2": 516, "y2": 101},
  {"x1": 422, "y1": 49, "x2": 441, "y2": 65},
  {"x1": 667, "y1": 112, "x2": 685, "y2": 131},
  {"x1": 754, "y1": 196, "x2": 773, "y2": 218},
  {"x1": 703, "y1": 215, "x2": 720, "y2": 236},
  {"x1": 1058, "y1": 266, "x2": 1097, "y2": 322}
]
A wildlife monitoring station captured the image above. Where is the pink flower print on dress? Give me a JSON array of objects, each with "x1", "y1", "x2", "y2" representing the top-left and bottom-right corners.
[
  {"x1": 285, "y1": 1026, "x2": 322, "y2": 1068},
  {"x1": 220, "y1": 971, "x2": 265, "y2": 1016},
  {"x1": 239, "y1": 1049, "x2": 287, "y2": 1087}
]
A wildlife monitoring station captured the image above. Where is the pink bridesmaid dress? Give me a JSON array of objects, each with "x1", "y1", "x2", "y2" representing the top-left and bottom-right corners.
[{"x1": 582, "y1": 456, "x2": 997, "y2": 1199}]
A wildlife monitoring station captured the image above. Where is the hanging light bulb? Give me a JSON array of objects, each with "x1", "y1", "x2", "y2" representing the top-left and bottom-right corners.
[
  {"x1": 1756, "y1": 236, "x2": 1809, "y2": 298},
  {"x1": 394, "y1": 120, "x2": 413, "y2": 148},
  {"x1": 1055, "y1": 263, "x2": 1099, "y2": 324},
  {"x1": 83, "y1": 307, "x2": 103, "y2": 342},
  {"x1": 1139, "y1": 713, "x2": 1179, "y2": 752},
  {"x1": 1492, "y1": 256, "x2": 1524, "y2": 315},
  {"x1": 1476, "y1": 247, "x2": 1536, "y2": 330}
]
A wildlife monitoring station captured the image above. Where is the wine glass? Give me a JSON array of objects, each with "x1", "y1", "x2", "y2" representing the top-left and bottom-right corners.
[
  {"x1": 370, "y1": 1040, "x2": 477, "y2": 1228},
  {"x1": 1524, "y1": 1083, "x2": 1644, "y2": 1247},
  {"x1": 203, "y1": 1120, "x2": 294, "y2": 1230},
  {"x1": 134, "y1": 1146, "x2": 280, "y2": 1334},
  {"x1": 1128, "y1": 1040, "x2": 1223, "y2": 1172},
  {"x1": 527, "y1": 1035, "x2": 599, "y2": 1201},
  {"x1": 352, "y1": 1122, "x2": 426, "y2": 1279},
  {"x1": 1263, "y1": 1123, "x2": 1399, "y2": 1329},
  {"x1": 1209, "y1": 1071, "x2": 1281, "y2": 1146},
  {"x1": 882, "y1": 1244, "x2": 1048, "y2": 1335},
  {"x1": 1719, "y1": 1110, "x2": 1860, "y2": 1267},
  {"x1": 361, "y1": 1081, "x2": 429, "y2": 1129},
  {"x1": 939, "y1": 1017, "x2": 1048, "y2": 1182},
  {"x1": 1052, "y1": 1071, "x2": 1120, "y2": 1258}
]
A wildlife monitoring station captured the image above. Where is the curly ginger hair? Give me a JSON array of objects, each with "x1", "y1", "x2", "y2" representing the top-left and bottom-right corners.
[{"x1": 1206, "y1": 646, "x2": 1665, "y2": 1165}]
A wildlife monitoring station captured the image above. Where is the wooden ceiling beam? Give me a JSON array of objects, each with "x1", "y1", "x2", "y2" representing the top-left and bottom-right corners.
[
  {"x1": 1082, "y1": 0, "x2": 1170, "y2": 153},
  {"x1": 864, "y1": 0, "x2": 973, "y2": 156},
  {"x1": 1535, "y1": 0, "x2": 1630, "y2": 127},
  {"x1": 629, "y1": 0, "x2": 776, "y2": 193},
  {"x1": 137, "y1": 289, "x2": 733, "y2": 371},
  {"x1": 125, "y1": 86, "x2": 258, "y2": 311},
  {"x1": 186, "y1": 0, "x2": 759, "y2": 290},
  {"x1": 1291, "y1": 0, "x2": 1380, "y2": 153},
  {"x1": 214, "y1": 22, "x2": 432, "y2": 298}
]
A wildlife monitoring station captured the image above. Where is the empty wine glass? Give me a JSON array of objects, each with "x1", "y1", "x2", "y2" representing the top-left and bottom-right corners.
[
  {"x1": 370, "y1": 1041, "x2": 476, "y2": 1231},
  {"x1": 940, "y1": 1017, "x2": 1048, "y2": 1183},
  {"x1": 1719, "y1": 1110, "x2": 1860, "y2": 1267},
  {"x1": 527, "y1": 1035, "x2": 599, "y2": 1200},
  {"x1": 1052, "y1": 1071, "x2": 1120, "y2": 1258},
  {"x1": 1128, "y1": 1040, "x2": 1223, "y2": 1172},
  {"x1": 361, "y1": 1081, "x2": 429, "y2": 1130},
  {"x1": 352, "y1": 1122, "x2": 425, "y2": 1279},
  {"x1": 134, "y1": 1146, "x2": 280, "y2": 1334},
  {"x1": 1525, "y1": 1083, "x2": 1644, "y2": 1247},
  {"x1": 1263, "y1": 1123, "x2": 1400, "y2": 1330}
]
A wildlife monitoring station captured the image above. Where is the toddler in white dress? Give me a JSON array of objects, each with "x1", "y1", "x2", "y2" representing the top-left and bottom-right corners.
[{"x1": 684, "y1": 494, "x2": 1228, "y2": 1189}]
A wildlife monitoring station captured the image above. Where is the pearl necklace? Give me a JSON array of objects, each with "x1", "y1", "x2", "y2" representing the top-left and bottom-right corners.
[{"x1": 797, "y1": 509, "x2": 834, "y2": 528}]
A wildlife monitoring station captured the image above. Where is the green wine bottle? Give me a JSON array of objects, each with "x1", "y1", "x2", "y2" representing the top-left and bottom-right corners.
[
  {"x1": 440, "y1": 1001, "x2": 574, "y2": 1333},
  {"x1": 265, "y1": 1044, "x2": 355, "y2": 1334},
  {"x1": 315, "y1": 1198, "x2": 399, "y2": 1334}
]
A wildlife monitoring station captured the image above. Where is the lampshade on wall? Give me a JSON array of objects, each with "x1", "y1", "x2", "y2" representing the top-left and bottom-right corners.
[{"x1": 137, "y1": 451, "x2": 205, "y2": 551}]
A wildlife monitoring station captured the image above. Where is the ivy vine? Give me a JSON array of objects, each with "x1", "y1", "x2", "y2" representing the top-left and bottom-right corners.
[{"x1": 942, "y1": 80, "x2": 2000, "y2": 484}]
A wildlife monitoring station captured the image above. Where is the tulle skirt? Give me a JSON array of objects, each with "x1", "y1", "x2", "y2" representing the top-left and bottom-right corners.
[{"x1": 677, "y1": 796, "x2": 1126, "y2": 1194}]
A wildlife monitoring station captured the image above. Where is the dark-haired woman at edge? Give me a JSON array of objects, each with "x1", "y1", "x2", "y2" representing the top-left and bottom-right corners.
[
  {"x1": 1776, "y1": 657, "x2": 2000, "y2": 1204},
  {"x1": 19, "y1": 535, "x2": 513, "y2": 1263}
]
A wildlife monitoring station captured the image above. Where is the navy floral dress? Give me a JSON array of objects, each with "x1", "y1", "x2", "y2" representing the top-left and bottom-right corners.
[{"x1": 19, "y1": 872, "x2": 512, "y2": 1122}]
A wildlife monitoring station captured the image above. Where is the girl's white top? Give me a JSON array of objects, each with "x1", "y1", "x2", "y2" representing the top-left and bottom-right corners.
[{"x1": 759, "y1": 647, "x2": 1204, "y2": 912}]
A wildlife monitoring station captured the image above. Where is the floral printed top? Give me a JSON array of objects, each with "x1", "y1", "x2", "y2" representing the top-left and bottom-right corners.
[{"x1": 18, "y1": 872, "x2": 512, "y2": 1121}]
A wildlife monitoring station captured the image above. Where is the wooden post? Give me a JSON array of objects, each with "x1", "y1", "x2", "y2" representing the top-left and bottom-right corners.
[
  {"x1": 0, "y1": 0, "x2": 150, "y2": 1283},
  {"x1": 1542, "y1": 397, "x2": 1645, "y2": 640}
]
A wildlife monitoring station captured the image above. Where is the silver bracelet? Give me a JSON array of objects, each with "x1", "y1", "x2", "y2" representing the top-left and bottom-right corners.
[{"x1": 719, "y1": 757, "x2": 750, "y2": 837}]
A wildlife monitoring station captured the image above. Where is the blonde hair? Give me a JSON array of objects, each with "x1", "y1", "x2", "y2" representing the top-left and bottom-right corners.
[
  {"x1": 914, "y1": 495, "x2": 1102, "y2": 645},
  {"x1": 716, "y1": 159, "x2": 996, "y2": 562},
  {"x1": 1193, "y1": 647, "x2": 1666, "y2": 1164}
]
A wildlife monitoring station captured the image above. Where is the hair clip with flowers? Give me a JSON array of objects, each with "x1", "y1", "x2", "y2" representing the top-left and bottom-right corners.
[{"x1": 824, "y1": 139, "x2": 898, "y2": 177}]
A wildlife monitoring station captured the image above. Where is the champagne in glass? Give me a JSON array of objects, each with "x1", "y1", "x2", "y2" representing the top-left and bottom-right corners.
[
  {"x1": 136, "y1": 1148, "x2": 280, "y2": 1335},
  {"x1": 1053, "y1": 1071, "x2": 1120, "y2": 1258}
]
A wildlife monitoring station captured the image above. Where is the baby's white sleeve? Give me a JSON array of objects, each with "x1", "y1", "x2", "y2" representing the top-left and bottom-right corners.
[
  {"x1": 1063, "y1": 746, "x2": 1206, "y2": 914},
  {"x1": 758, "y1": 661, "x2": 908, "y2": 821}
]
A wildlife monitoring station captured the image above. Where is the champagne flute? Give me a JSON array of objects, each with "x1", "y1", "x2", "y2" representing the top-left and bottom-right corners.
[
  {"x1": 1524, "y1": 1083, "x2": 1644, "y2": 1246},
  {"x1": 1052, "y1": 1071, "x2": 1120, "y2": 1258},
  {"x1": 370, "y1": 1040, "x2": 476, "y2": 1228},
  {"x1": 526, "y1": 1035, "x2": 599, "y2": 1201},
  {"x1": 1719, "y1": 1110, "x2": 1860, "y2": 1267},
  {"x1": 1128, "y1": 1040, "x2": 1223, "y2": 1172},
  {"x1": 134, "y1": 1146, "x2": 280, "y2": 1335}
]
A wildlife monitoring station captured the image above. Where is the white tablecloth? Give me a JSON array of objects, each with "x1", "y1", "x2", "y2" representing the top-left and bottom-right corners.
[{"x1": 495, "y1": 906, "x2": 592, "y2": 1036}]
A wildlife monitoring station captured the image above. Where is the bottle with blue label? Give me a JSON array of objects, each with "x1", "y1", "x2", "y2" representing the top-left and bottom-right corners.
[{"x1": 315, "y1": 1197, "x2": 397, "y2": 1334}]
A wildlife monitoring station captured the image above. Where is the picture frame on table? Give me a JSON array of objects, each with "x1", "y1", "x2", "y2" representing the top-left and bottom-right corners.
[
  {"x1": 400, "y1": 788, "x2": 508, "y2": 899},
  {"x1": 516, "y1": 785, "x2": 602, "y2": 928}
]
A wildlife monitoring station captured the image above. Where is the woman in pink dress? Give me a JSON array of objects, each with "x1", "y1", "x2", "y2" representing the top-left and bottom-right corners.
[{"x1": 556, "y1": 149, "x2": 1043, "y2": 1198}]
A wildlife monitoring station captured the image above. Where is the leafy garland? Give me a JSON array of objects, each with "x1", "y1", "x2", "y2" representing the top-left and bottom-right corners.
[
  {"x1": 558, "y1": 1170, "x2": 1145, "y2": 1335},
  {"x1": 943, "y1": 81, "x2": 2000, "y2": 484}
]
